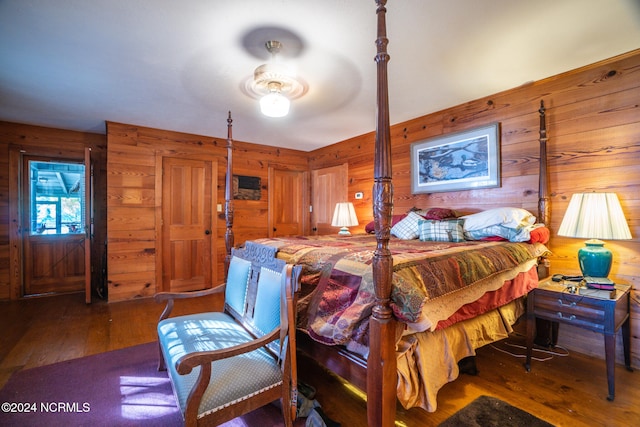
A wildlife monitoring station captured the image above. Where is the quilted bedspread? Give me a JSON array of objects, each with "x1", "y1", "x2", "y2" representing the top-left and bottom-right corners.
[{"x1": 253, "y1": 235, "x2": 548, "y2": 349}]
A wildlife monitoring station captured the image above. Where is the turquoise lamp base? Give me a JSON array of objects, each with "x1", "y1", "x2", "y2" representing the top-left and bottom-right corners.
[
  {"x1": 578, "y1": 239, "x2": 612, "y2": 278},
  {"x1": 337, "y1": 227, "x2": 351, "y2": 236}
]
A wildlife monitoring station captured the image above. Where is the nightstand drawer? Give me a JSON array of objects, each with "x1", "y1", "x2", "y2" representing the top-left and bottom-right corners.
[{"x1": 533, "y1": 291, "x2": 605, "y2": 331}]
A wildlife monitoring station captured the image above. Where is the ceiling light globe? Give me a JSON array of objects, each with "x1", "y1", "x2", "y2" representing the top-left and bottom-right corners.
[{"x1": 260, "y1": 92, "x2": 290, "y2": 117}]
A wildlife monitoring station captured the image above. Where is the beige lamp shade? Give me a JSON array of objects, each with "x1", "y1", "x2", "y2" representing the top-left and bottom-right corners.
[
  {"x1": 557, "y1": 192, "x2": 631, "y2": 278},
  {"x1": 331, "y1": 202, "x2": 359, "y2": 235},
  {"x1": 557, "y1": 193, "x2": 631, "y2": 240}
]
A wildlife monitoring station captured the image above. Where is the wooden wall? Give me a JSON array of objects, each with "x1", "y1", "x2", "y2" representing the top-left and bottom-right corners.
[
  {"x1": 308, "y1": 49, "x2": 640, "y2": 367},
  {"x1": 105, "y1": 122, "x2": 308, "y2": 302},
  {"x1": 0, "y1": 121, "x2": 107, "y2": 301}
]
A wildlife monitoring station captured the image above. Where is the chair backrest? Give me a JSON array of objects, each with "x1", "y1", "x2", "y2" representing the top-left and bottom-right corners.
[
  {"x1": 252, "y1": 265, "x2": 284, "y2": 335},
  {"x1": 224, "y1": 255, "x2": 252, "y2": 316},
  {"x1": 224, "y1": 242, "x2": 290, "y2": 347}
]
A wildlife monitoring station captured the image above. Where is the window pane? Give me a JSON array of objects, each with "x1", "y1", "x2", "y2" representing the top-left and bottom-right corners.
[
  {"x1": 30, "y1": 160, "x2": 85, "y2": 235},
  {"x1": 61, "y1": 197, "x2": 82, "y2": 233}
]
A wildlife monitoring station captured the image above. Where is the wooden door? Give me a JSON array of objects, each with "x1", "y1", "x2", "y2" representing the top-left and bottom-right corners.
[
  {"x1": 311, "y1": 163, "x2": 348, "y2": 235},
  {"x1": 21, "y1": 155, "x2": 87, "y2": 296},
  {"x1": 269, "y1": 168, "x2": 307, "y2": 237},
  {"x1": 161, "y1": 157, "x2": 216, "y2": 292}
]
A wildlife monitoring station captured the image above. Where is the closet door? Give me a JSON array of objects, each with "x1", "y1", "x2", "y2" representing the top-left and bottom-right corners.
[
  {"x1": 269, "y1": 168, "x2": 308, "y2": 237},
  {"x1": 161, "y1": 157, "x2": 216, "y2": 292},
  {"x1": 310, "y1": 163, "x2": 348, "y2": 235}
]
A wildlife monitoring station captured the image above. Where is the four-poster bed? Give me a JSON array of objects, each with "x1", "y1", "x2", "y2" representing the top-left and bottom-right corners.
[{"x1": 222, "y1": 2, "x2": 551, "y2": 426}]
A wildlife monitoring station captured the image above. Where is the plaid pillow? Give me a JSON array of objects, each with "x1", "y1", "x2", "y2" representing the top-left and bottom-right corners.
[
  {"x1": 391, "y1": 211, "x2": 423, "y2": 240},
  {"x1": 418, "y1": 219, "x2": 465, "y2": 242}
]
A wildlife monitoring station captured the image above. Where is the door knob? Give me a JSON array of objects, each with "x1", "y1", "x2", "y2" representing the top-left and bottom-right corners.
[{"x1": 205, "y1": 230, "x2": 211, "y2": 235}]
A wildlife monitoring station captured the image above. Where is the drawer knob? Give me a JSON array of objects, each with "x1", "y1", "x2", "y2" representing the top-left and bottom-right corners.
[
  {"x1": 557, "y1": 299, "x2": 576, "y2": 307},
  {"x1": 557, "y1": 312, "x2": 576, "y2": 321}
]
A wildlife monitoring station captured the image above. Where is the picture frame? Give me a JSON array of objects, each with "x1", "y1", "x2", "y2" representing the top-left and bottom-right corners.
[
  {"x1": 410, "y1": 123, "x2": 501, "y2": 194},
  {"x1": 233, "y1": 175, "x2": 261, "y2": 200}
]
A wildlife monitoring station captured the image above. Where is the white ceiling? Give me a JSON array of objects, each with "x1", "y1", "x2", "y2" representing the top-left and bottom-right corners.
[{"x1": 1, "y1": 0, "x2": 639, "y2": 152}]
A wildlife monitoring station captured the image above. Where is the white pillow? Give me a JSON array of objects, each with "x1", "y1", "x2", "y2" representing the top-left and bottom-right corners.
[
  {"x1": 460, "y1": 207, "x2": 535, "y2": 231},
  {"x1": 391, "y1": 211, "x2": 423, "y2": 240}
]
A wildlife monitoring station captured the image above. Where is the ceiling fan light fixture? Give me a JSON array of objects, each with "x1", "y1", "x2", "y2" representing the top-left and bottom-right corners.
[
  {"x1": 260, "y1": 82, "x2": 290, "y2": 117},
  {"x1": 250, "y1": 40, "x2": 304, "y2": 118}
]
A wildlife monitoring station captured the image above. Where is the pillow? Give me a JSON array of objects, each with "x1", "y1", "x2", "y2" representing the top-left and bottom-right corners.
[
  {"x1": 528, "y1": 225, "x2": 550, "y2": 244},
  {"x1": 390, "y1": 211, "x2": 424, "y2": 239},
  {"x1": 463, "y1": 224, "x2": 532, "y2": 242},
  {"x1": 460, "y1": 207, "x2": 535, "y2": 231},
  {"x1": 365, "y1": 214, "x2": 407, "y2": 233},
  {"x1": 413, "y1": 207, "x2": 457, "y2": 220},
  {"x1": 418, "y1": 219, "x2": 465, "y2": 242}
]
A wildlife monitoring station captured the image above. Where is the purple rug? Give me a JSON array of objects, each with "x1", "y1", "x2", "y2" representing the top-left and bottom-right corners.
[{"x1": 0, "y1": 342, "x2": 302, "y2": 427}]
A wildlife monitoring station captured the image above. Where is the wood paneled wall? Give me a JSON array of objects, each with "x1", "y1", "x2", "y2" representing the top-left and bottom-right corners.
[
  {"x1": 0, "y1": 121, "x2": 107, "y2": 301},
  {"x1": 309, "y1": 49, "x2": 640, "y2": 367},
  {"x1": 105, "y1": 122, "x2": 308, "y2": 302}
]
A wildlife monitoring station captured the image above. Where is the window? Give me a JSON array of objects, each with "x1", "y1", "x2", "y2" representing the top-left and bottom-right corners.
[{"x1": 30, "y1": 160, "x2": 85, "y2": 235}]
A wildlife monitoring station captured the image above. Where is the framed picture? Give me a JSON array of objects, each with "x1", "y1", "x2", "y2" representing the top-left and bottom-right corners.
[
  {"x1": 233, "y1": 175, "x2": 261, "y2": 200},
  {"x1": 411, "y1": 123, "x2": 501, "y2": 194}
]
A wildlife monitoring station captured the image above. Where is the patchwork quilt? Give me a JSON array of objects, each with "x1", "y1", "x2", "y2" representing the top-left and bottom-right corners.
[{"x1": 253, "y1": 235, "x2": 548, "y2": 349}]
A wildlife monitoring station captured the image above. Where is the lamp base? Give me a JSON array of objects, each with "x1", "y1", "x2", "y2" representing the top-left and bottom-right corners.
[
  {"x1": 578, "y1": 239, "x2": 612, "y2": 278},
  {"x1": 337, "y1": 227, "x2": 351, "y2": 236}
]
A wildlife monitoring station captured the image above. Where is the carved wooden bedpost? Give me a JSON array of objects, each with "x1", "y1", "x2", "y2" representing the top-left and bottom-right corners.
[
  {"x1": 224, "y1": 112, "x2": 234, "y2": 277},
  {"x1": 537, "y1": 101, "x2": 551, "y2": 278},
  {"x1": 369, "y1": 1, "x2": 396, "y2": 426},
  {"x1": 538, "y1": 101, "x2": 550, "y2": 227}
]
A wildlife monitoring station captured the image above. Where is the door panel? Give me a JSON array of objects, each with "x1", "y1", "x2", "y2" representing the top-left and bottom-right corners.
[
  {"x1": 311, "y1": 163, "x2": 348, "y2": 235},
  {"x1": 270, "y1": 168, "x2": 307, "y2": 237},
  {"x1": 21, "y1": 155, "x2": 87, "y2": 296},
  {"x1": 161, "y1": 157, "x2": 215, "y2": 292},
  {"x1": 24, "y1": 237, "x2": 85, "y2": 294}
]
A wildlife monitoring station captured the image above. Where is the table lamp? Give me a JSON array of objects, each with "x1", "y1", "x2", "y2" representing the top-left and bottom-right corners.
[
  {"x1": 331, "y1": 202, "x2": 359, "y2": 235},
  {"x1": 557, "y1": 192, "x2": 631, "y2": 278}
]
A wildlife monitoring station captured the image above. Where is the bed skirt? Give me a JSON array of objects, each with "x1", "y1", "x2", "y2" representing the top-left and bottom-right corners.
[{"x1": 396, "y1": 297, "x2": 525, "y2": 412}]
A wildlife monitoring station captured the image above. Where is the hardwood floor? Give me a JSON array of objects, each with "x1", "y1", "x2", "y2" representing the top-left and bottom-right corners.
[{"x1": 1, "y1": 293, "x2": 636, "y2": 426}]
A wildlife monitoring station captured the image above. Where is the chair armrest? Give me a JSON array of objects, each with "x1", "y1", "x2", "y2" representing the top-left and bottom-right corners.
[
  {"x1": 155, "y1": 283, "x2": 225, "y2": 302},
  {"x1": 175, "y1": 328, "x2": 280, "y2": 424},
  {"x1": 175, "y1": 328, "x2": 280, "y2": 375},
  {"x1": 155, "y1": 284, "x2": 225, "y2": 321}
]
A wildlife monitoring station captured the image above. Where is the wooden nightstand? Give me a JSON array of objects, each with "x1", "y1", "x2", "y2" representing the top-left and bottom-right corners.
[{"x1": 525, "y1": 277, "x2": 632, "y2": 401}]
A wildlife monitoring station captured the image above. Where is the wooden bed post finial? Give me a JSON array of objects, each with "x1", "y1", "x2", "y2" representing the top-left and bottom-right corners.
[
  {"x1": 224, "y1": 111, "x2": 234, "y2": 277},
  {"x1": 369, "y1": 1, "x2": 396, "y2": 426}
]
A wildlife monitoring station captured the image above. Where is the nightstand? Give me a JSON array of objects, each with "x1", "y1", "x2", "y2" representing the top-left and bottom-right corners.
[{"x1": 525, "y1": 277, "x2": 632, "y2": 401}]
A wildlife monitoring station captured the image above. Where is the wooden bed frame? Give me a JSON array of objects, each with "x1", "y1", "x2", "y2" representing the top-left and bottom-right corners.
[{"x1": 222, "y1": 2, "x2": 550, "y2": 425}]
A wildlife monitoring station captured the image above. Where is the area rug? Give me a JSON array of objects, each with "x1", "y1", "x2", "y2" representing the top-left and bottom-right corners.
[
  {"x1": 0, "y1": 342, "x2": 304, "y2": 427},
  {"x1": 438, "y1": 395, "x2": 555, "y2": 427}
]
